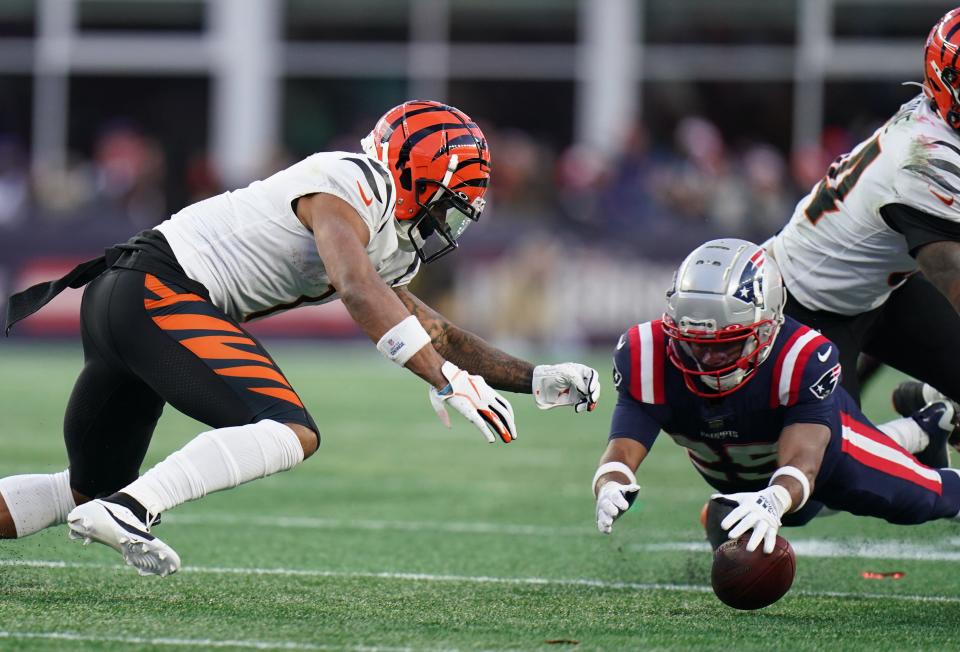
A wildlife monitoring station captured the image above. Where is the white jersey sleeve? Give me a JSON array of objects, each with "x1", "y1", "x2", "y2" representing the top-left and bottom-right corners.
[
  {"x1": 155, "y1": 151, "x2": 417, "y2": 323},
  {"x1": 263, "y1": 153, "x2": 394, "y2": 237},
  {"x1": 894, "y1": 137, "x2": 960, "y2": 223},
  {"x1": 769, "y1": 96, "x2": 960, "y2": 315}
]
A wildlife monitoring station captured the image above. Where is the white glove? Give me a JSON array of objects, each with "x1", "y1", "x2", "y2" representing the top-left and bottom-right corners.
[
  {"x1": 429, "y1": 361, "x2": 517, "y2": 443},
  {"x1": 532, "y1": 363, "x2": 600, "y2": 413},
  {"x1": 713, "y1": 485, "x2": 792, "y2": 554},
  {"x1": 595, "y1": 480, "x2": 640, "y2": 534}
]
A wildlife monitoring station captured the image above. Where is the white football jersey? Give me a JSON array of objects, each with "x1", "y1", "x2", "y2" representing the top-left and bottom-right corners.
[
  {"x1": 768, "y1": 95, "x2": 960, "y2": 315},
  {"x1": 155, "y1": 151, "x2": 419, "y2": 322}
]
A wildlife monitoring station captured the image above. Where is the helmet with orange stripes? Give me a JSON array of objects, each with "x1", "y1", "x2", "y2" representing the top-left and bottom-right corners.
[
  {"x1": 361, "y1": 100, "x2": 491, "y2": 263},
  {"x1": 924, "y1": 8, "x2": 960, "y2": 130},
  {"x1": 662, "y1": 239, "x2": 786, "y2": 398}
]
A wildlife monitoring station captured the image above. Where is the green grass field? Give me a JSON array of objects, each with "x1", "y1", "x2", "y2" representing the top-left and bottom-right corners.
[{"x1": 1, "y1": 342, "x2": 958, "y2": 651}]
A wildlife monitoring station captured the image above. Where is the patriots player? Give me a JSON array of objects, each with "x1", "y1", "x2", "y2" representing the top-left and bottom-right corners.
[
  {"x1": 1, "y1": 100, "x2": 600, "y2": 576},
  {"x1": 593, "y1": 239, "x2": 960, "y2": 553},
  {"x1": 766, "y1": 7, "x2": 960, "y2": 448}
]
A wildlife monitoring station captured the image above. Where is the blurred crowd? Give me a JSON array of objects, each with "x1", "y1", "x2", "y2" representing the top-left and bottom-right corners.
[
  {"x1": 0, "y1": 113, "x2": 867, "y2": 263},
  {"x1": 486, "y1": 116, "x2": 864, "y2": 261}
]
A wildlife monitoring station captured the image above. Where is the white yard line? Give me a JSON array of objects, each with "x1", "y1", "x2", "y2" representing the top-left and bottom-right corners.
[
  {"x1": 0, "y1": 631, "x2": 447, "y2": 652},
  {"x1": 633, "y1": 539, "x2": 960, "y2": 561},
  {"x1": 1, "y1": 558, "x2": 958, "y2": 604},
  {"x1": 164, "y1": 513, "x2": 592, "y2": 537}
]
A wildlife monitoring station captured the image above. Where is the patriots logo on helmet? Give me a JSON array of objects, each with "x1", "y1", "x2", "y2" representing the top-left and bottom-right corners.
[
  {"x1": 733, "y1": 249, "x2": 766, "y2": 306},
  {"x1": 809, "y1": 363, "x2": 842, "y2": 400}
]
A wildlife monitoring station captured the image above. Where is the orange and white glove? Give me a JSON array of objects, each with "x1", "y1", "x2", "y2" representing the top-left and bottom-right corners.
[{"x1": 429, "y1": 361, "x2": 517, "y2": 443}]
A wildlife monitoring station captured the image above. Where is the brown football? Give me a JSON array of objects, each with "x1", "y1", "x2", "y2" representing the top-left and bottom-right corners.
[{"x1": 711, "y1": 534, "x2": 796, "y2": 610}]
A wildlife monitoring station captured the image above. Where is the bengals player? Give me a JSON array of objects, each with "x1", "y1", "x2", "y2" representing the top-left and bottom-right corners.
[
  {"x1": 766, "y1": 8, "x2": 960, "y2": 453},
  {"x1": 1, "y1": 101, "x2": 600, "y2": 576}
]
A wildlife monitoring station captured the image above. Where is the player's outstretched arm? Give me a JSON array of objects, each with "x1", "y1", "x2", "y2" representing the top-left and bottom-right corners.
[
  {"x1": 916, "y1": 240, "x2": 960, "y2": 312},
  {"x1": 394, "y1": 287, "x2": 600, "y2": 411},
  {"x1": 299, "y1": 193, "x2": 515, "y2": 443},
  {"x1": 593, "y1": 438, "x2": 646, "y2": 534},
  {"x1": 714, "y1": 422, "x2": 829, "y2": 553}
]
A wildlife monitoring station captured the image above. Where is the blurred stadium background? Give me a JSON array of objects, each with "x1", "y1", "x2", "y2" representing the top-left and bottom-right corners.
[{"x1": 0, "y1": 0, "x2": 953, "y2": 346}]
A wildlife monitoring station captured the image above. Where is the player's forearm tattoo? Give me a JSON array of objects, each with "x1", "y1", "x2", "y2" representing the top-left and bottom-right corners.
[
  {"x1": 917, "y1": 241, "x2": 960, "y2": 312},
  {"x1": 393, "y1": 287, "x2": 534, "y2": 393}
]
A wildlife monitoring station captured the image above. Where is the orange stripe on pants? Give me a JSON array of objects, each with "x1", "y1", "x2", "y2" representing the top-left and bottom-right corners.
[
  {"x1": 215, "y1": 365, "x2": 292, "y2": 388},
  {"x1": 179, "y1": 335, "x2": 273, "y2": 365},
  {"x1": 152, "y1": 314, "x2": 243, "y2": 334},
  {"x1": 249, "y1": 386, "x2": 304, "y2": 408}
]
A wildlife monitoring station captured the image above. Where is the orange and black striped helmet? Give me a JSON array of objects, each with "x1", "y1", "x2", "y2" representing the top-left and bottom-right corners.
[
  {"x1": 924, "y1": 8, "x2": 960, "y2": 130},
  {"x1": 361, "y1": 100, "x2": 491, "y2": 263}
]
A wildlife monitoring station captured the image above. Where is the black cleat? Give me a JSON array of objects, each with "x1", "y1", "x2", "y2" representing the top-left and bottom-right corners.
[
  {"x1": 892, "y1": 381, "x2": 947, "y2": 417},
  {"x1": 911, "y1": 400, "x2": 958, "y2": 469}
]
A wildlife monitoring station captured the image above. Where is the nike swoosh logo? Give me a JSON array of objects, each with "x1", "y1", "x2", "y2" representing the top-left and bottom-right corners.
[
  {"x1": 103, "y1": 504, "x2": 155, "y2": 540},
  {"x1": 930, "y1": 188, "x2": 955, "y2": 207},
  {"x1": 817, "y1": 346, "x2": 832, "y2": 363},
  {"x1": 357, "y1": 180, "x2": 374, "y2": 207}
]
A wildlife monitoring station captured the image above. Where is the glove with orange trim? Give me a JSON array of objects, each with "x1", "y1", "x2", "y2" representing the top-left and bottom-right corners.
[
  {"x1": 429, "y1": 361, "x2": 517, "y2": 443},
  {"x1": 533, "y1": 363, "x2": 600, "y2": 413}
]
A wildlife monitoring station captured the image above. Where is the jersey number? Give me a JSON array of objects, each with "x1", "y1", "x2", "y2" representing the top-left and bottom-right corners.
[
  {"x1": 804, "y1": 136, "x2": 882, "y2": 225},
  {"x1": 669, "y1": 434, "x2": 779, "y2": 483}
]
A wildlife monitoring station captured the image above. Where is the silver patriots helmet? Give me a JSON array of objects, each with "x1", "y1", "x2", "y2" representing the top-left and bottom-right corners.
[{"x1": 662, "y1": 239, "x2": 787, "y2": 398}]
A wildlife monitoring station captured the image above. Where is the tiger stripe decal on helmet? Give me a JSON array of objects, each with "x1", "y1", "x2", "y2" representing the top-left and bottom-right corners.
[
  {"x1": 361, "y1": 100, "x2": 491, "y2": 263},
  {"x1": 924, "y1": 8, "x2": 960, "y2": 130}
]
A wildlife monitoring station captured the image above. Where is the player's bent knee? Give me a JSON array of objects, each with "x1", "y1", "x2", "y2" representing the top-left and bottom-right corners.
[{"x1": 285, "y1": 423, "x2": 319, "y2": 459}]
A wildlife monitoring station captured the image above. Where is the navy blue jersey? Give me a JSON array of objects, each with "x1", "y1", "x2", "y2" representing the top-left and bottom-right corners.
[
  {"x1": 610, "y1": 316, "x2": 848, "y2": 494},
  {"x1": 609, "y1": 315, "x2": 960, "y2": 525}
]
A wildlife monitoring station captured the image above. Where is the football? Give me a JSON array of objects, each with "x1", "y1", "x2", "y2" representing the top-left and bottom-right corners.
[{"x1": 711, "y1": 534, "x2": 796, "y2": 610}]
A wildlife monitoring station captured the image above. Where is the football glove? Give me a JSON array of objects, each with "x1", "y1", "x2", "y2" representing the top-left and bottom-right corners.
[
  {"x1": 595, "y1": 480, "x2": 640, "y2": 534},
  {"x1": 429, "y1": 361, "x2": 517, "y2": 443},
  {"x1": 713, "y1": 485, "x2": 792, "y2": 554},
  {"x1": 532, "y1": 363, "x2": 600, "y2": 413}
]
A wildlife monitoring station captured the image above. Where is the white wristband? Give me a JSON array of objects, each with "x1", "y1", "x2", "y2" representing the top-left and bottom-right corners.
[
  {"x1": 769, "y1": 465, "x2": 811, "y2": 511},
  {"x1": 592, "y1": 461, "x2": 637, "y2": 495},
  {"x1": 376, "y1": 315, "x2": 432, "y2": 366}
]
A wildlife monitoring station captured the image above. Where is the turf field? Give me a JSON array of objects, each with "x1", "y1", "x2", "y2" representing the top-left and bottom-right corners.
[{"x1": 1, "y1": 341, "x2": 958, "y2": 651}]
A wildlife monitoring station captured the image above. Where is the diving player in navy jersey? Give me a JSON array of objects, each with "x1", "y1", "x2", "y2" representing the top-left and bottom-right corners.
[{"x1": 592, "y1": 239, "x2": 960, "y2": 554}]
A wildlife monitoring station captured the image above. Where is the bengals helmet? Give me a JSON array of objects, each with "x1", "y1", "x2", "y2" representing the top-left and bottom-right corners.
[
  {"x1": 662, "y1": 239, "x2": 786, "y2": 398},
  {"x1": 924, "y1": 8, "x2": 960, "y2": 130},
  {"x1": 361, "y1": 100, "x2": 491, "y2": 263}
]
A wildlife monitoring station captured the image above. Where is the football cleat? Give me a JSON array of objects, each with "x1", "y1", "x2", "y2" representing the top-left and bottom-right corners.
[
  {"x1": 911, "y1": 400, "x2": 960, "y2": 469},
  {"x1": 891, "y1": 380, "x2": 948, "y2": 418},
  {"x1": 67, "y1": 499, "x2": 180, "y2": 577}
]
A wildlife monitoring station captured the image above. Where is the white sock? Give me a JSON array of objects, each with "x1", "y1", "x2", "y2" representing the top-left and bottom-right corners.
[
  {"x1": 878, "y1": 417, "x2": 929, "y2": 454},
  {"x1": 123, "y1": 420, "x2": 304, "y2": 516},
  {"x1": 0, "y1": 470, "x2": 75, "y2": 538}
]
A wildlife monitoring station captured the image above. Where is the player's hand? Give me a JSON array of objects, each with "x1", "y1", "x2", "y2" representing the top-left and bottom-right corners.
[
  {"x1": 712, "y1": 486, "x2": 790, "y2": 554},
  {"x1": 429, "y1": 361, "x2": 516, "y2": 443},
  {"x1": 595, "y1": 480, "x2": 640, "y2": 534},
  {"x1": 532, "y1": 363, "x2": 600, "y2": 413}
]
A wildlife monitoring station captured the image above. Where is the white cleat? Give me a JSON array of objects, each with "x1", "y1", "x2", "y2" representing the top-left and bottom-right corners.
[{"x1": 67, "y1": 499, "x2": 181, "y2": 577}]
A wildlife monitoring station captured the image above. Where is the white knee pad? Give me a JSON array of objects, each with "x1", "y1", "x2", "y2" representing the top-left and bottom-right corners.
[
  {"x1": 125, "y1": 420, "x2": 305, "y2": 515},
  {"x1": 0, "y1": 470, "x2": 75, "y2": 538}
]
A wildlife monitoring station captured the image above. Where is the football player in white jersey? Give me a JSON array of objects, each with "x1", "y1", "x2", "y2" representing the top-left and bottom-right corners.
[
  {"x1": 0, "y1": 100, "x2": 601, "y2": 576},
  {"x1": 766, "y1": 8, "x2": 960, "y2": 464}
]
